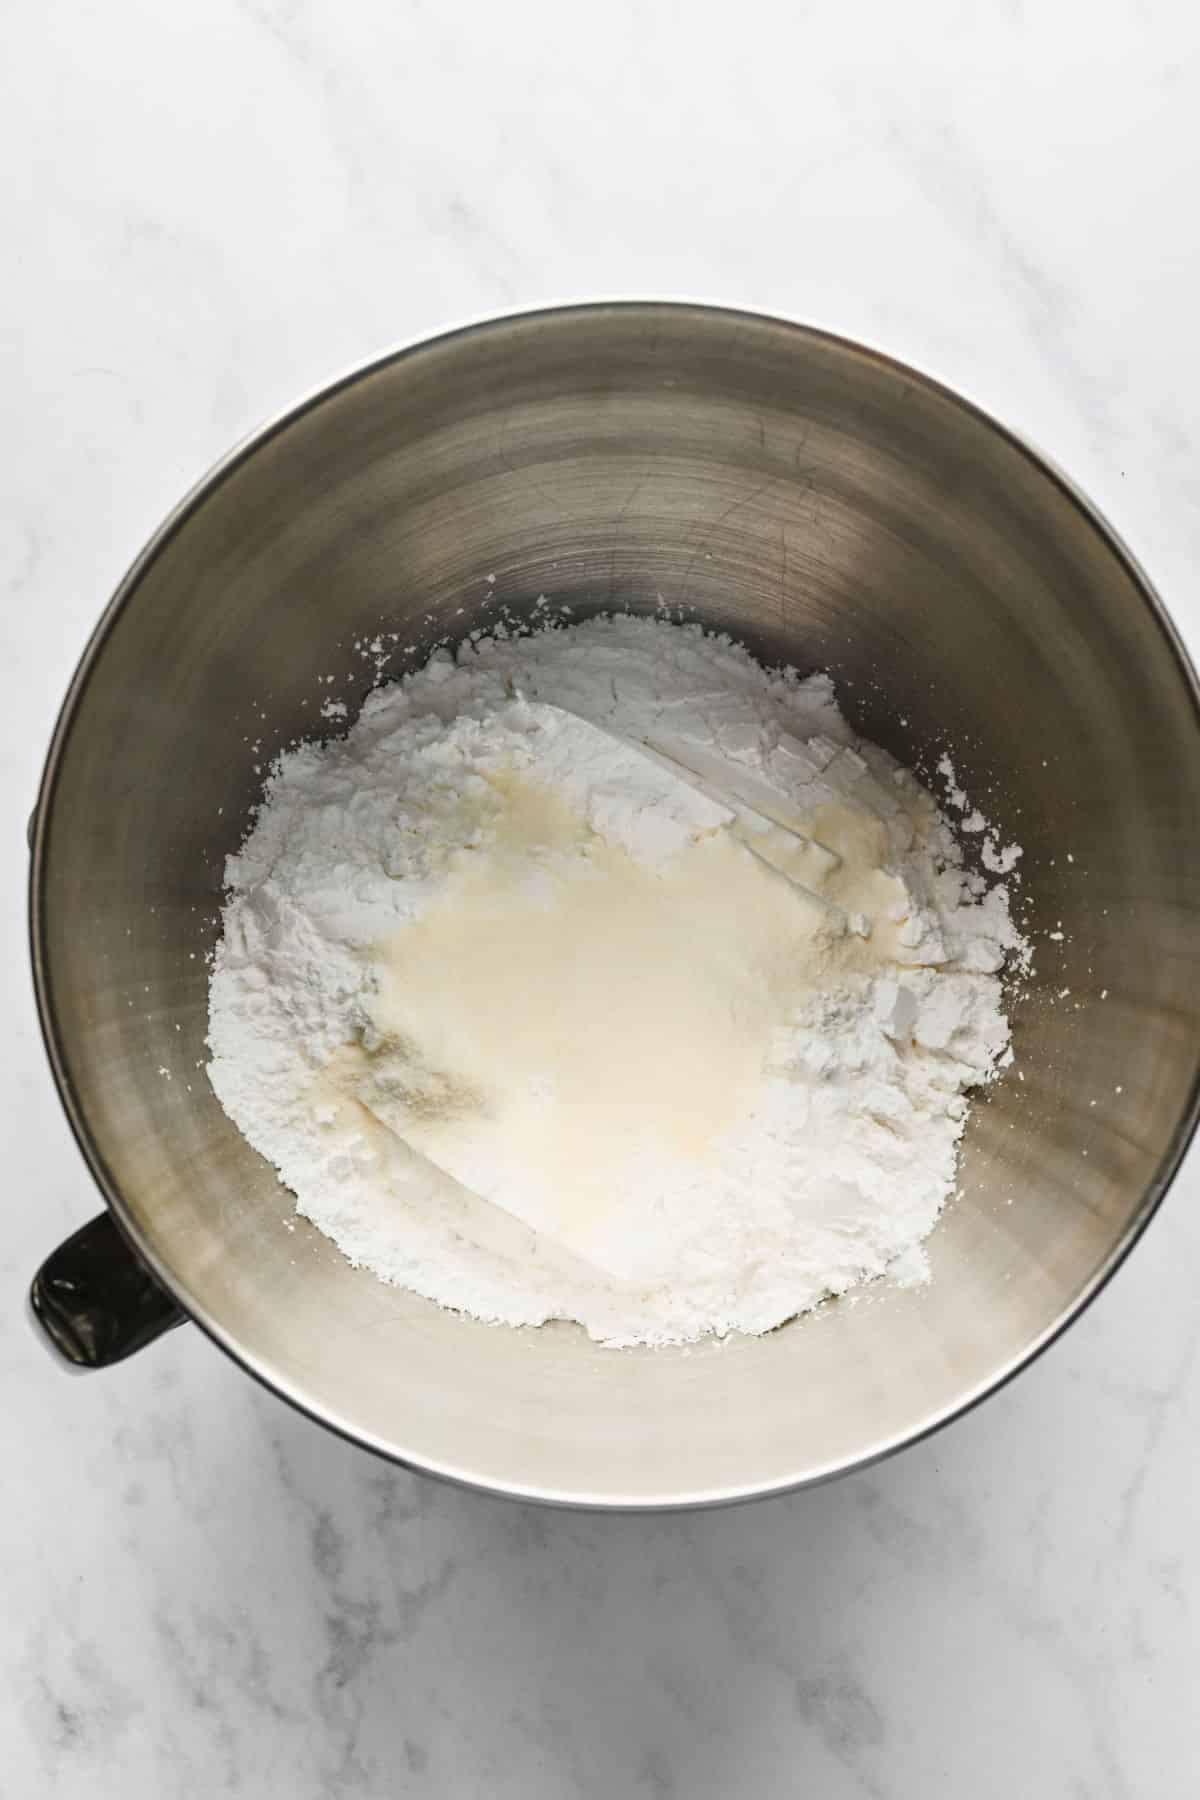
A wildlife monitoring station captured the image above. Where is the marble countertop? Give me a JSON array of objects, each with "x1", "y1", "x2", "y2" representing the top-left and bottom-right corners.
[{"x1": 4, "y1": 3, "x2": 1199, "y2": 1793}]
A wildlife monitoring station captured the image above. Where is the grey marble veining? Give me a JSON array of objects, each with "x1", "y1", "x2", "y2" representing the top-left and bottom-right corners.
[{"x1": 3, "y1": 1, "x2": 1199, "y2": 1793}]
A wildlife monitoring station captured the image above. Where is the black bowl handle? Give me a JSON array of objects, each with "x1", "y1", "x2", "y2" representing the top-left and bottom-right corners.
[{"x1": 29, "y1": 1212, "x2": 186, "y2": 1369}]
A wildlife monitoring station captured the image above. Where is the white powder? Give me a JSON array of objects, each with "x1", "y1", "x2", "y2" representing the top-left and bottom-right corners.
[{"x1": 207, "y1": 616, "x2": 1026, "y2": 1347}]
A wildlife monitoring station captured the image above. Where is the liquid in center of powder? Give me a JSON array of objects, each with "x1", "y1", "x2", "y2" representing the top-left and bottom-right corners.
[{"x1": 349, "y1": 769, "x2": 828, "y2": 1262}]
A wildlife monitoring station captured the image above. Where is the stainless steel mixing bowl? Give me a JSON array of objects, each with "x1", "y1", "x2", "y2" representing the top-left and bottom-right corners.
[{"x1": 28, "y1": 303, "x2": 1200, "y2": 1508}]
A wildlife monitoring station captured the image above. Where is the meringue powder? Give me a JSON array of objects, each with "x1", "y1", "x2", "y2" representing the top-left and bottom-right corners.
[{"x1": 207, "y1": 614, "x2": 1026, "y2": 1347}]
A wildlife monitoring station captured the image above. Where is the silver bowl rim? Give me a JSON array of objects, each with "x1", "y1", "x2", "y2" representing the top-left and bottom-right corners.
[{"x1": 27, "y1": 300, "x2": 1200, "y2": 1510}]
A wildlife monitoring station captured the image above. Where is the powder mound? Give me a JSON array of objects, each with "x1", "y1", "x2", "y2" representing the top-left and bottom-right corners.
[{"x1": 207, "y1": 615, "x2": 1026, "y2": 1347}]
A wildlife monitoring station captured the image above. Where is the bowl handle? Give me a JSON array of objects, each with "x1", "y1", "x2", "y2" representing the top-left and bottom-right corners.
[{"x1": 29, "y1": 1212, "x2": 186, "y2": 1369}]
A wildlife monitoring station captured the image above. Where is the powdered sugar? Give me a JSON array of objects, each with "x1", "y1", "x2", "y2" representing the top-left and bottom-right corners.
[
  {"x1": 937, "y1": 752, "x2": 1024, "y2": 876},
  {"x1": 208, "y1": 616, "x2": 1026, "y2": 1346}
]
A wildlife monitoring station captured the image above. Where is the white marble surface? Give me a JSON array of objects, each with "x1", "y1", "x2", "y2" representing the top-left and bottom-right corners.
[{"x1": 3, "y1": 1, "x2": 1199, "y2": 1792}]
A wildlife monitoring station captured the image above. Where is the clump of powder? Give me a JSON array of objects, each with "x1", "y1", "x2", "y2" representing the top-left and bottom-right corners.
[{"x1": 207, "y1": 616, "x2": 1026, "y2": 1347}]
